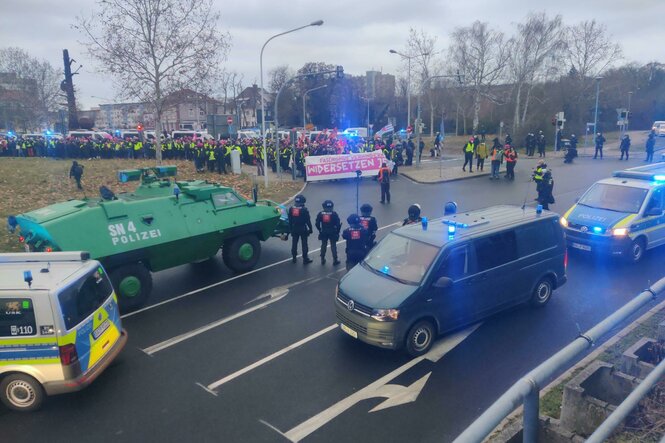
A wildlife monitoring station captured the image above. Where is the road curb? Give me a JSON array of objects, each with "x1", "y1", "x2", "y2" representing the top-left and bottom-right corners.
[
  {"x1": 281, "y1": 180, "x2": 308, "y2": 206},
  {"x1": 487, "y1": 297, "x2": 665, "y2": 442}
]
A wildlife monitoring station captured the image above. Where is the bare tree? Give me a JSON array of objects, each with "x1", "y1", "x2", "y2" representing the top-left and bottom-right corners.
[
  {"x1": 230, "y1": 72, "x2": 244, "y2": 126},
  {"x1": 76, "y1": 0, "x2": 231, "y2": 163},
  {"x1": 0, "y1": 47, "x2": 61, "y2": 129},
  {"x1": 406, "y1": 28, "x2": 440, "y2": 135},
  {"x1": 218, "y1": 69, "x2": 233, "y2": 114},
  {"x1": 268, "y1": 65, "x2": 291, "y2": 93},
  {"x1": 449, "y1": 21, "x2": 507, "y2": 132},
  {"x1": 507, "y1": 12, "x2": 565, "y2": 134},
  {"x1": 565, "y1": 20, "x2": 622, "y2": 82}
]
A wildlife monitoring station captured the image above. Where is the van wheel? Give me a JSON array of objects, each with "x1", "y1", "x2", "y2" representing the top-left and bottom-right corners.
[
  {"x1": 110, "y1": 263, "x2": 152, "y2": 312},
  {"x1": 405, "y1": 320, "x2": 435, "y2": 357},
  {"x1": 530, "y1": 277, "x2": 553, "y2": 308},
  {"x1": 223, "y1": 235, "x2": 261, "y2": 273},
  {"x1": 628, "y1": 238, "x2": 646, "y2": 263},
  {"x1": 0, "y1": 374, "x2": 44, "y2": 412}
]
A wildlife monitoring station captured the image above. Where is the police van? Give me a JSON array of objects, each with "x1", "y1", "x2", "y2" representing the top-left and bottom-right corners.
[
  {"x1": 561, "y1": 163, "x2": 665, "y2": 262},
  {"x1": 0, "y1": 252, "x2": 127, "y2": 411},
  {"x1": 335, "y1": 205, "x2": 567, "y2": 356}
]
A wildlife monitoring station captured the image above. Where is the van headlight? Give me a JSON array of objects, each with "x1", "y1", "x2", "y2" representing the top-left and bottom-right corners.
[
  {"x1": 371, "y1": 309, "x2": 400, "y2": 321},
  {"x1": 612, "y1": 227, "x2": 628, "y2": 236},
  {"x1": 560, "y1": 217, "x2": 568, "y2": 228}
]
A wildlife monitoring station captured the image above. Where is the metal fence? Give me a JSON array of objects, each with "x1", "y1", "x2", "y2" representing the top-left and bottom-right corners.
[{"x1": 454, "y1": 277, "x2": 665, "y2": 443}]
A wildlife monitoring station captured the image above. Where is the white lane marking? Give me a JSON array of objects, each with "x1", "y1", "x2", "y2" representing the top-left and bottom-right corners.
[
  {"x1": 142, "y1": 285, "x2": 291, "y2": 355},
  {"x1": 121, "y1": 222, "x2": 401, "y2": 319},
  {"x1": 200, "y1": 324, "x2": 339, "y2": 394},
  {"x1": 279, "y1": 324, "x2": 481, "y2": 442},
  {"x1": 142, "y1": 275, "x2": 323, "y2": 355}
]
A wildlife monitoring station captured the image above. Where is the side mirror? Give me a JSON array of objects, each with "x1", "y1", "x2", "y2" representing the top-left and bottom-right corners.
[
  {"x1": 433, "y1": 276, "x2": 453, "y2": 289},
  {"x1": 646, "y1": 207, "x2": 663, "y2": 217}
]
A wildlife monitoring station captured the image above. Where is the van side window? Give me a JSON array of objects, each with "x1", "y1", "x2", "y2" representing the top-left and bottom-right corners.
[
  {"x1": 58, "y1": 269, "x2": 113, "y2": 330},
  {"x1": 474, "y1": 231, "x2": 517, "y2": 272},
  {"x1": 0, "y1": 299, "x2": 36, "y2": 337},
  {"x1": 437, "y1": 246, "x2": 469, "y2": 281},
  {"x1": 646, "y1": 189, "x2": 663, "y2": 214},
  {"x1": 516, "y1": 221, "x2": 556, "y2": 256}
]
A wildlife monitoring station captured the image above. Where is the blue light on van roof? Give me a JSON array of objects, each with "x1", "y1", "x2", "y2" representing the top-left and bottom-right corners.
[
  {"x1": 382, "y1": 265, "x2": 390, "y2": 274},
  {"x1": 593, "y1": 226, "x2": 603, "y2": 233},
  {"x1": 448, "y1": 225, "x2": 456, "y2": 234},
  {"x1": 654, "y1": 175, "x2": 665, "y2": 182}
]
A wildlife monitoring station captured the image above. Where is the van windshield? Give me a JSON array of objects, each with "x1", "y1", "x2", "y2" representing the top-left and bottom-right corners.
[
  {"x1": 58, "y1": 267, "x2": 113, "y2": 330},
  {"x1": 578, "y1": 183, "x2": 648, "y2": 213},
  {"x1": 364, "y1": 233, "x2": 439, "y2": 284}
]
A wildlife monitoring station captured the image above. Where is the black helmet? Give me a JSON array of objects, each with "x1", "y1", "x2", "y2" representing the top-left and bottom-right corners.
[
  {"x1": 322, "y1": 200, "x2": 333, "y2": 209},
  {"x1": 294, "y1": 194, "x2": 306, "y2": 205},
  {"x1": 444, "y1": 201, "x2": 458, "y2": 215},
  {"x1": 408, "y1": 204, "x2": 421, "y2": 219},
  {"x1": 360, "y1": 203, "x2": 373, "y2": 215},
  {"x1": 347, "y1": 213, "x2": 360, "y2": 225}
]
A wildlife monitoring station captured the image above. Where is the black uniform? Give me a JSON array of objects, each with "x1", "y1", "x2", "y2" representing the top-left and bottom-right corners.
[
  {"x1": 342, "y1": 221, "x2": 369, "y2": 271},
  {"x1": 359, "y1": 214, "x2": 378, "y2": 250},
  {"x1": 315, "y1": 209, "x2": 341, "y2": 265},
  {"x1": 288, "y1": 203, "x2": 313, "y2": 263},
  {"x1": 69, "y1": 161, "x2": 84, "y2": 190},
  {"x1": 594, "y1": 134, "x2": 605, "y2": 159},
  {"x1": 537, "y1": 171, "x2": 555, "y2": 210}
]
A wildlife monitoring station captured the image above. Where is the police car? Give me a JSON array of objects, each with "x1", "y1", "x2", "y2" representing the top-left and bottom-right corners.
[
  {"x1": 0, "y1": 252, "x2": 127, "y2": 411},
  {"x1": 561, "y1": 163, "x2": 665, "y2": 262}
]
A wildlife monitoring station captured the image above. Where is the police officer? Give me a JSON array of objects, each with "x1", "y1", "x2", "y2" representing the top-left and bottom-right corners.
[
  {"x1": 69, "y1": 161, "x2": 84, "y2": 190},
  {"x1": 315, "y1": 200, "x2": 341, "y2": 265},
  {"x1": 646, "y1": 131, "x2": 656, "y2": 162},
  {"x1": 359, "y1": 203, "x2": 378, "y2": 250},
  {"x1": 532, "y1": 160, "x2": 546, "y2": 198},
  {"x1": 342, "y1": 214, "x2": 369, "y2": 271},
  {"x1": 594, "y1": 132, "x2": 606, "y2": 159},
  {"x1": 288, "y1": 194, "x2": 313, "y2": 264},
  {"x1": 538, "y1": 169, "x2": 555, "y2": 210},
  {"x1": 402, "y1": 204, "x2": 422, "y2": 226},
  {"x1": 620, "y1": 134, "x2": 631, "y2": 160}
]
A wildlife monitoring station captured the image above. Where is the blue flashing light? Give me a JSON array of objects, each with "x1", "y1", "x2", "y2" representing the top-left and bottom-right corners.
[
  {"x1": 382, "y1": 265, "x2": 390, "y2": 274},
  {"x1": 654, "y1": 175, "x2": 665, "y2": 182},
  {"x1": 23, "y1": 270, "x2": 33, "y2": 287},
  {"x1": 7, "y1": 131, "x2": 13, "y2": 136},
  {"x1": 45, "y1": 130, "x2": 52, "y2": 136},
  {"x1": 448, "y1": 224, "x2": 456, "y2": 234},
  {"x1": 593, "y1": 226, "x2": 603, "y2": 234}
]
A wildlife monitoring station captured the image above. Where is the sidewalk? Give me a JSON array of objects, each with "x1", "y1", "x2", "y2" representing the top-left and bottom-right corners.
[{"x1": 400, "y1": 129, "x2": 660, "y2": 184}]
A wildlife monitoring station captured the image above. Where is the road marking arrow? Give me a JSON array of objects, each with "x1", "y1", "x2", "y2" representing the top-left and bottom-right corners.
[{"x1": 269, "y1": 323, "x2": 480, "y2": 442}]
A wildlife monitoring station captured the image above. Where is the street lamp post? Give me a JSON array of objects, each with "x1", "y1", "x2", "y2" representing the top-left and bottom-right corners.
[
  {"x1": 302, "y1": 84, "x2": 328, "y2": 130},
  {"x1": 626, "y1": 91, "x2": 633, "y2": 133},
  {"x1": 593, "y1": 77, "x2": 602, "y2": 135},
  {"x1": 389, "y1": 49, "x2": 413, "y2": 136},
  {"x1": 260, "y1": 20, "x2": 323, "y2": 188}
]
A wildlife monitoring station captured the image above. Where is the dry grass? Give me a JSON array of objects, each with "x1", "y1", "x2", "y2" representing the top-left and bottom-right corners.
[{"x1": 0, "y1": 157, "x2": 302, "y2": 252}]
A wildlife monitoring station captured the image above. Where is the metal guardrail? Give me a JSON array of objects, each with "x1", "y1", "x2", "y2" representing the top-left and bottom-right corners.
[{"x1": 454, "y1": 278, "x2": 665, "y2": 443}]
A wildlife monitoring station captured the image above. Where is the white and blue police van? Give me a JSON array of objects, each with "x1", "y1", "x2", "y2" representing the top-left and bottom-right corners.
[{"x1": 561, "y1": 163, "x2": 665, "y2": 262}]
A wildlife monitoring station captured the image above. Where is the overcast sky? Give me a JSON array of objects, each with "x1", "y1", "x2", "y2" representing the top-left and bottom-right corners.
[{"x1": 2, "y1": 0, "x2": 664, "y2": 109}]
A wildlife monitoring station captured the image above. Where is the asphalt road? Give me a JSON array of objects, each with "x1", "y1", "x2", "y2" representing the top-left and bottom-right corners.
[{"x1": 3, "y1": 149, "x2": 665, "y2": 443}]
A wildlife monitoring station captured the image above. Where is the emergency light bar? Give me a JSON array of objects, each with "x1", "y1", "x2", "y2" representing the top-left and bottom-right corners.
[{"x1": 614, "y1": 163, "x2": 665, "y2": 181}]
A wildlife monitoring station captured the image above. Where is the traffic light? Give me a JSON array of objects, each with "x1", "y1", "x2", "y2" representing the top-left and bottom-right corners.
[
  {"x1": 336, "y1": 66, "x2": 344, "y2": 79},
  {"x1": 137, "y1": 123, "x2": 144, "y2": 131}
]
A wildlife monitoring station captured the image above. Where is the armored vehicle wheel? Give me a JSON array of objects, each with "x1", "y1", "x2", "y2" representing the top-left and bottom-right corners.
[
  {"x1": 223, "y1": 235, "x2": 261, "y2": 273},
  {"x1": 0, "y1": 373, "x2": 44, "y2": 412},
  {"x1": 110, "y1": 263, "x2": 153, "y2": 311}
]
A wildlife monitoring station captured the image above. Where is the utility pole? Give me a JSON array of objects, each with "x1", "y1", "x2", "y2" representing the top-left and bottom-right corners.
[{"x1": 61, "y1": 49, "x2": 79, "y2": 130}]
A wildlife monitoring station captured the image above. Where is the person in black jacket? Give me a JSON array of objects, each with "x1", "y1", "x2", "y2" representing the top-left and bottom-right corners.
[
  {"x1": 69, "y1": 161, "x2": 84, "y2": 190},
  {"x1": 288, "y1": 194, "x2": 313, "y2": 264},
  {"x1": 537, "y1": 169, "x2": 555, "y2": 210},
  {"x1": 342, "y1": 214, "x2": 368, "y2": 271},
  {"x1": 359, "y1": 203, "x2": 378, "y2": 250},
  {"x1": 594, "y1": 132, "x2": 606, "y2": 159},
  {"x1": 315, "y1": 200, "x2": 341, "y2": 265}
]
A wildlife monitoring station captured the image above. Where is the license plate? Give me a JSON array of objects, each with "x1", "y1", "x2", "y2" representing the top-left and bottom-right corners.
[
  {"x1": 92, "y1": 319, "x2": 111, "y2": 340},
  {"x1": 340, "y1": 323, "x2": 358, "y2": 339},
  {"x1": 571, "y1": 242, "x2": 591, "y2": 251}
]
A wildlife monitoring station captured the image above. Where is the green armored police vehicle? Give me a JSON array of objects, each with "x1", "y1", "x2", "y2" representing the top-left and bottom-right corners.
[{"x1": 7, "y1": 166, "x2": 288, "y2": 310}]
